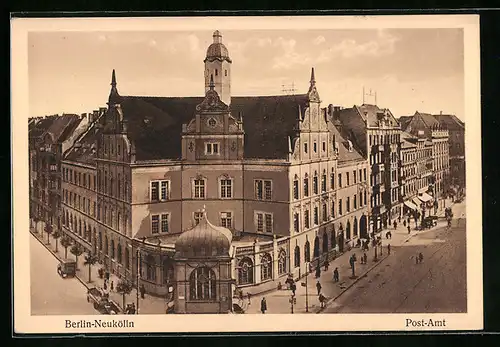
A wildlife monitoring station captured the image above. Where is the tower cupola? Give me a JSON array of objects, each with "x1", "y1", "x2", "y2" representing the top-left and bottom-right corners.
[{"x1": 204, "y1": 30, "x2": 231, "y2": 106}]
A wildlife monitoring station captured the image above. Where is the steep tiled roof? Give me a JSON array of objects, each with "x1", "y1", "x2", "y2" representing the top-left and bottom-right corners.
[
  {"x1": 415, "y1": 111, "x2": 439, "y2": 128},
  {"x1": 401, "y1": 131, "x2": 417, "y2": 149},
  {"x1": 433, "y1": 114, "x2": 465, "y2": 130},
  {"x1": 355, "y1": 104, "x2": 400, "y2": 128},
  {"x1": 29, "y1": 117, "x2": 55, "y2": 139},
  {"x1": 45, "y1": 114, "x2": 81, "y2": 143},
  {"x1": 327, "y1": 122, "x2": 364, "y2": 163},
  {"x1": 120, "y1": 94, "x2": 308, "y2": 161},
  {"x1": 65, "y1": 124, "x2": 101, "y2": 166},
  {"x1": 398, "y1": 116, "x2": 412, "y2": 130}
]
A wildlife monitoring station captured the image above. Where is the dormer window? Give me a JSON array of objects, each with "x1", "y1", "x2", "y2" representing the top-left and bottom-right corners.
[{"x1": 205, "y1": 142, "x2": 220, "y2": 155}]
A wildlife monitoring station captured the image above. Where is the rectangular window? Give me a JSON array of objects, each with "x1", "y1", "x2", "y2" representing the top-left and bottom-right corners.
[
  {"x1": 313, "y1": 142, "x2": 317, "y2": 153},
  {"x1": 314, "y1": 207, "x2": 319, "y2": 225},
  {"x1": 93, "y1": 175, "x2": 96, "y2": 191},
  {"x1": 293, "y1": 180, "x2": 299, "y2": 200},
  {"x1": 220, "y1": 179, "x2": 232, "y2": 199},
  {"x1": 313, "y1": 176, "x2": 318, "y2": 194},
  {"x1": 151, "y1": 215, "x2": 160, "y2": 234},
  {"x1": 205, "y1": 142, "x2": 220, "y2": 155},
  {"x1": 161, "y1": 214, "x2": 169, "y2": 233},
  {"x1": 255, "y1": 212, "x2": 273, "y2": 233},
  {"x1": 255, "y1": 179, "x2": 272, "y2": 200},
  {"x1": 322, "y1": 203, "x2": 327, "y2": 222},
  {"x1": 265, "y1": 213, "x2": 273, "y2": 233},
  {"x1": 293, "y1": 212, "x2": 300, "y2": 233},
  {"x1": 338, "y1": 173, "x2": 342, "y2": 188},
  {"x1": 93, "y1": 202, "x2": 96, "y2": 217},
  {"x1": 339, "y1": 199, "x2": 343, "y2": 215},
  {"x1": 83, "y1": 173, "x2": 87, "y2": 187},
  {"x1": 194, "y1": 211, "x2": 203, "y2": 225},
  {"x1": 221, "y1": 212, "x2": 232, "y2": 229},
  {"x1": 194, "y1": 179, "x2": 206, "y2": 199},
  {"x1": 353, "y1": 170, "x2": 357, "y2": 184},
  {"x1": 359, "y1": 169, "x2": 362, "y2": 182},
  {"x1": 160, "y1": 180, "x2": 170, "y2": 200},
  {"x1": 304, "y1": 209, "x2": 310, "y2": 229},
  {"x1": 331, "y1": 200, "x2": 335, "y2": 218},
  {"x1": 304, "y1": 143, "x2": 308, "y2": 153},
  {"x1": 150, "y1": 181, "x2": 159, "y2": 201},
  {"x1": 346, "y1": 172, "x2": 350, "y2": 186},
  {"x1": 257, "y1": 213, "x2": 264, "y2": 232},
  {"x1": 304, "y1": 178, "x2": 309, "y2": 197},
  {"x1": 322, "y1": 141, "x2": 326, "y2": 152},
  {"x1": 354, "y1": 195, "x2": 357, "y2": 209},
  {"x1": 87, "y1": 200, "x2": 90, "y2": 214},
  {"x1": 330, "y1": 172, "x2": 335, "y2": 190},
  {"x1": 346, "y1": 197, "x2": 350, "y2": 213},
  {"x1": 321, "y1": 174, "x2": 327, "y2": 192}
]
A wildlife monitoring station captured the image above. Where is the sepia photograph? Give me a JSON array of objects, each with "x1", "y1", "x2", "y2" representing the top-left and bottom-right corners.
[{"x1": 12, "y1": 15, "x2": 482, "y2": 333}]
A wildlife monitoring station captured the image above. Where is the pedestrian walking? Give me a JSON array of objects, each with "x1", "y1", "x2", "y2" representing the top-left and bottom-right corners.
[
  {"x1": 323, "y1": 259, "x2": 329, "y2": 271},
  {"x1": 387, "y1": 244, "x2": 391, "y2": 255},
  {"x1": 316, "y1": 280, "x2": 322, "y2": 296},
  {"x1": 103, "y1": 280, "x2": 108, "y2": 291},
  {"x1": 140, "y1": 284, "x2": 146, "y2": 299},
  {"x1": 291, "y1": 281, "x2": 296, "y2": 296},
  {"x1": 247, "y1": 292, "x2": 252, "y2": 306},
  {"x1": 239, "y1": 290, "x2": 244, "y2": 302},
  {"x1": 403, "y1": 220, "x2": 406, "y2": 227},
  {"x1": 407, "y1": 225, "x2": 411, "y2": 234},
  {"x1": 260, "y1": 297, "x2": 267, "y2": 314},
  {"x1": 315, "y1": 264, "x2": 321, "y2": 279},
  {"x1": 110, "y1": 280, "x2": 114, "y2": 291},
  {"x1": 333, "y1": 267, "x2": 339, "y2": 282},
  {"x1": 319, "y1": 293, "x2": 326, "y2": 308},
  {"x1": 363, "y1": 252, "x2": 368, "y2": 264},
  {"x1": 393, "y1": 220, "x2": 397, "y2": 230},
  {"x1": 398, "y1": 216, "x2": 402, "y2": 223},
  {"x1": 418, "y1": 252, "x2": 424, "y2": 263}
]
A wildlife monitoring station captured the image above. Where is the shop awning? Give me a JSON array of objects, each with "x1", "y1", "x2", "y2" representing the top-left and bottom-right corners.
[
  {"x1": 418, "y1": 193, "x2": 433, "y2": 202},
  {"x1": 404, "y1": 201, "x2": 418, "y2": 210},
  {"x1": 412, "y1": 197, "x2": 423, "y2": 209}
]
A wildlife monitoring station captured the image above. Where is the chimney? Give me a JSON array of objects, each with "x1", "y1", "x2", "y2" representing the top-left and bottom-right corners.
[
  {"x1": 328, "y1": 104, "x2": 334, "y2": 118},
  {"x1": 99, "y1": 107, "x2": 106, "y2": 115},
  {"x1": 440, "y1": 111, "x2": 443, "y2": 115}
]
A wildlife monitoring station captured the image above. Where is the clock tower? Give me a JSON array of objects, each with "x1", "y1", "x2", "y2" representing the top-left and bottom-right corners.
[{"x1": 204, "y1": 30, "x2": 232, "y2": 107}]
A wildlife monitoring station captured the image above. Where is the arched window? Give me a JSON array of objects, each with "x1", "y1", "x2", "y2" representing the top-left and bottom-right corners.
[
  {"x1": 145, "y1": 254, "x2": 156, "y2": 282},
  {"x1": 354, "y1": 217, "x2": 358, "y2": 237},
  {"x1": 62, "y1": 210, "x2": 66, "y2": 225},
  {"x1": 304, "y1": 241, "x2": 311, "y2": 262},
  {"x1": 125, "y1": 247, "x2": 130, "y2": 269},
  {"x1": 346, "y1": 220, "x2": 351, "y2": 240},
  {"x1": 322, "y1": 231, "x2": 329, "y2": 253},
  {"x1": 294, "y1": 245, "x2": 300, "y2": 268},
  {"x1": 163, "y1": 260, "x2": 174, "y2": 284},
  {"x1": 238, "y1": 257, "x2": 254, "y2": 285},
  {"x1": 278, "y1": 250, "x2": 287, "y2": 275},
  {"x1": 215, "y1": 69, "x2": 218, "y2": 76},
  {"x1": 190, "y1": 266, "x2": 216, "y2": 301},
  {"x1": 117, "y1": 243, "x2": 122, "y2": 263},
  {"x1": 110, "y1": 239, "x2": 115, "y2": 259},
  {"x1": 104, "y1": 235, "x2": 108, "y2": 255},
  {"x1": 261, "y1": 253, "x2": 272, "y2": 281},
  {"x1": 313, "y1": 236, "x2": 320, "y2": 258}
]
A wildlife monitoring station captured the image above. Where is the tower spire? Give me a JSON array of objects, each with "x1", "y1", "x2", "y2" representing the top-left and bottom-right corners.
[
  {"x1": 108, "y1": 69, "x2": 121, "y2": 104},
  {"x1": 310, "y1": 67, "x2": 316, "y2": 85}
]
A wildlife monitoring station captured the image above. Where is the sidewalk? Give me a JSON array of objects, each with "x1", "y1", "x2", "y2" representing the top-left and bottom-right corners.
[
  {"x1": 30, "y1": 226, "x2": 166, "y2": 314},
  {"x1": 245, "y1": 198, "x2": 456, "y2": 314}
]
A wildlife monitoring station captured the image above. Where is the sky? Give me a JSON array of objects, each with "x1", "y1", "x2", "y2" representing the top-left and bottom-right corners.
[{"x1": 28, "y1": 28, "x2": 464, "y2": 120}]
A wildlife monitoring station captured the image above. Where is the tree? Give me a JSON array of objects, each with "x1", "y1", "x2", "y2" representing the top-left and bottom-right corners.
[
  {"x1": 44, "y1": 223, "x2": 53, "y2": 245},
  {"x1": 60, "y1": 236, "x2": 73, "y2": 259},
  {"x1": 83, "y1": 252, "x2": 99, "y2": 283},
  {"x1": 116, "y1": 280, "x2": 133, "y2": 311},
  {"x1": 70, "y1": 244, "x2": 84, "y2": 270},
  {"x1": 52, "y1": 230, "x2": 62, "y2": 253}
]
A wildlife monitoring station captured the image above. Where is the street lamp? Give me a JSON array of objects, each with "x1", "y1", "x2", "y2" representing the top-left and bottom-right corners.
[{"x1": 303, "y1": 261, "x2": 309, "y2": 313}]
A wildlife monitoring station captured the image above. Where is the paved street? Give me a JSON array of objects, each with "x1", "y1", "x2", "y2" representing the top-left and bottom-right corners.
[
  {"x1": 323, "y1": 215, "x2": 466, "y2": 313},
  {"x1": 30, "y1": 233, "x2": 98, "y2": 315}
]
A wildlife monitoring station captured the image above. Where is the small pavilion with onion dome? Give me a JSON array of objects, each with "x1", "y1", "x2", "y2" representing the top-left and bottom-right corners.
[{"x1": 173, "y1": 206, "x2": 234, "y2": 314}]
